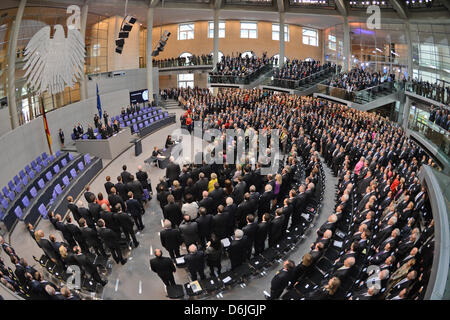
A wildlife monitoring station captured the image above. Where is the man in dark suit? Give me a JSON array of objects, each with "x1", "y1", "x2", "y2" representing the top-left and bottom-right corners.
[
  {"x1": 74, "y1": 246, "x2": 107, "y2": 286},
  {"x1": 115, "y1": 176, "x2": 129, "y2": 201},
  {"x1": 210, "y1": 182, "x2": 225, "y2": 208},
  {"x1": 160, "y1": 220, "x2": 182, "y2": 259},
  {"x1": 88, "y1": 194, "x2": 101, "y2": 221},
  {"x1": 67, "y1": 196, "x2": 81, "y2": 221},
  {"x1": 79, "y1": 218, "x2": 107, "y2": 256},
  {"x1": 228, "y1": 229, "x2": 248, "y2": 270},
  {"x1": 196, "y1": 207, "x2": 213, "y2": 249},
  {"x1": 235, "y1": 193, "x2": 253, "y2": 229},
  {"x1": 136, "y1": 165, "x2": 152, "y2": 195},
  {"x1": 267, "y1": 260, "x2": 295, "y2": 300},
  {"x1": 97, "y1": 219, "x2": 127, "y2": 265},
  {"x1": 194, "y1": 173, "x2": 209, "y2": 201},
  {"x1": 150, "y1": 249, "x2": 177, "y2": 286},
  {"x1": 165, "y1": 157, "x2": 181, "y2": 186},
  {"x1": 104, "y1": 176, "x2": 115, "y2": 195},
  {"x1": 242, "y1": 214, "x2": 257, "y2": 259},
  {"x1": 126, "y1": 191, "x2": 145, "y2": 231},
  {"x1": 114, "y1": 204, "x2": 139, "y2": 248},
  {"x1": 224, "y1": 197, "x2": 237, "y2": 237},
  {"x1": 65, "y1": 216, "x2": 89, "y2": 253},
  {"x1": 126, "y1": 175, "x2": 144, "y2": 204},
  {"x1": 108, "y1": 187, "x2": 126, "y2": 212},
  {"x1": 121, "y1": 165, "x2": 133, "y2": 184},
  {"x1": 232, "y1": 176, "x2": 247, "y2": 205},
  {"x1": 212, "y1": 205, "x2": 229, "y2": 240},
  {"x1": 36, "y1": 230, "x2": 62, "y2": 266},
  {"x1": 184, "y1": 244, "x2": 206, "y2": 281},
  {"x1": 163, "y1": 195, "x2": 183, "y2": 227},
  {"x1": 54, "y1": 214, "x2": 76, "y2": 249},
  {"x1": 255, "y1": 213, "x2": 270, "y2": 255},
  {"x1": 268, "y1": 209, "x2": 286, "y2": 247},
  {"x1": 179, "y1": 215, "x2": 200, "y2": 247},
  {"x1": 77, "y1": 201, "x2": 95, "y2": 228},
  {"x1": 258, "y1": 184, "x2": 273, "y2": 220},
  {"x1": 83, "y1": 185, "x2": 95, "y2": 203},
  {"x1": 198, "y1": 191, "x2": 215, "y2": 216}
]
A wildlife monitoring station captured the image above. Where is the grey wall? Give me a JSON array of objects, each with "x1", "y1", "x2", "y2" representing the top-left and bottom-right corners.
[
  {"x1": 0, "y1": 89, "x2": 130, "y2": 187},
  {"x1": 86, "y1": 68, "x2": 159, "y2": 99},
  {"x1": 0, "y1": 108, "x2": 12, "y2": 137}
]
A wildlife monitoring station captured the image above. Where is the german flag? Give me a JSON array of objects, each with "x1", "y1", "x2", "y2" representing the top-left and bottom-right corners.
[{"x1": 40, "y1": 97, "x2": 52, "y2": 155}]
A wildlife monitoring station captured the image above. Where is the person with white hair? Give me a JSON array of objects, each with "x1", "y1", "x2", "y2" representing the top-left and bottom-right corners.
[
  {"x1": 229, "y1": 229, "x2": 248, "y2": 270},
  {"x1": 165, "y1": 155, "x2": 181, "y2": 186}
]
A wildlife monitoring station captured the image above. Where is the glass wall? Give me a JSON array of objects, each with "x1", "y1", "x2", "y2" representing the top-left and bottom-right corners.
[
  {"x1": 0, "y1": 10, "x2": 15, "y2": 109},
  {"x1": 410, "y1": 23, "x2": 450, "y2": 83},
  {"x1": 323, "y1": 24, "x2": 344, "y2": 67},
  {"x1": 349, "y1": 22, "x2": 408, "y2": 79}
]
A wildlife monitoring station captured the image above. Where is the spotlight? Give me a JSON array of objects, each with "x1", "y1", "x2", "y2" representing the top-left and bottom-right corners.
[
  {"x1": 119, "y1": 31, "x2": 129, "y2": 38},
  {"x1": 128, "y1": 16, "x2": 136, "y2": 24},
  {"x1": 122, "y1": 24, "x2": 132, "y2": 32},
  {"x1": 116, "y1": 39, "x2": 124, "y2": 46},
  {"x1": 115, "y1": 47, "x2": 123, "y2": 54}
]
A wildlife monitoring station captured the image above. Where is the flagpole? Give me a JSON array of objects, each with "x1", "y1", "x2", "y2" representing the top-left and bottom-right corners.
[{"x1": 40, "y1": 96, "x2": 53, "y2": 155}]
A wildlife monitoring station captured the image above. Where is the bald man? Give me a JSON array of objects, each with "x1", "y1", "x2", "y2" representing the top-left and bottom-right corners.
[{"x1": 150, "y1": 249, "x2": 176, "y2": 286}]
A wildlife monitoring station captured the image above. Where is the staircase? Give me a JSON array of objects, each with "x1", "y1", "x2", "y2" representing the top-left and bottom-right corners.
[{"x1": 160, "y1": 99, "x2": 182, "y2": 110}]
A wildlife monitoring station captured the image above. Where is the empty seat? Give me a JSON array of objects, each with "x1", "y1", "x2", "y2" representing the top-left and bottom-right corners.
[
  {"x1": 15, "y1": 183, "x2": 22, "y2": 193},
  {"x1": 77, "y1": 162, "x2": 84, "y2": 171},
  {"x1": 1, "y1": 198, "x2": 8, "y2": 210},
  {"x1": 53, "y1": 164, "x2": 60, "y2": 174},
  {"x1": 30, "y1": 187, "x2": 38, "y2": 198},
  {"x1": 19, "y1": 170, "x2": 26, "y2": 179},
  {"x1": 138, "y1": 117, "x2": 142, "y2": 121},
  {"x1": 42, "y1": 158, "x2": 48, "y2": 167},
  {"x1": 54, "y1": 184, "x2": 62, "y2": 195},
  {"x1": 71, "y1": 133, "x2": 76, "y2": 140},
  {"x1": 49, "y1": 155, "x2": 55, "y2": 162},
  {"x1": 22, "y1": 196, "x2": 30, "y2": 208},
  {"x1": 144, "y1": 120, "x2": 149, "y2": 126},
  {"x1": 37, "y1": 179, "x2": 45, "y2": 190},
  {"x1": 150, "y1": 118, "x2": 154, "y2": 123},
  {"x1": 62, "y1": 176, "x2": 70, "y2": 187},
  {"x1": 68, "y1": 153, "x2": 74, "y2": 161},
  {"x1": 56, "y1": 150, "x2": 61, "y2": 158},
  {"x1": 0, "y1": 208, "x2": 4, "y2": 221},
  {"x1": 41, "y1": 152, "x2": 48, "y2": 160},
  {"x1": 36, "y1": 156, "x2": 42, "y2": 164},
  {"x1": 132, "y1": 119, "x2": 136, "y2": 124},
  {"x1": 133, "y1": 124, "x2": 138, "y2": 133},
  {"x1": 29, "y1": 170, "x2": 35, "y2": 179},
  {"x1": 25, "y1": 165, "x2": 32, "y2": 173},
  {"x1": 8, "y1": 181, "x2": 15, "y2": 191},
  {"x1": 61, "y1": 158, "x2": 67, "y2": 167},
  {"x1": 139, "y1": 123, "x2": 144, "y2": 129},
  {"x1": 2, "y1": 187, "x2": 8, "y2": 198},
  {"x1": 45, "y1": 171, "x2": 53, "y2": 182},
  {"x1": 96, "y1": 135, "x2": 102, "y2": 139},
  {"x1": 133, "y1": 112, "x2": 137, "y2": 117},
  {"x1": 22, "y1": 176, "x2": 28, "y2": 186},
  {"x1": 84, "y1": 154, "x2": 91, "y2": 164},
  {"x1": 126, "y1": 121, "x2": 131, "y2": 126},
  {"x1": 35, "y1": 164, "x2": 42, "y2": 173},
  {"x1": 31, "y1": 160, "x2": 37, "y2": 169},
  {"x1": 70, "y1": 168, "x2": 77, "y2": 179},
  {"x1": 38, "y1": 204, "x2": 48, "y2": 218},
  {"x1": 82, "y1": 134, "x2": 88, "y2": 139},
  {"x1": 94, "y1": 128, "x2": 98, "y2": 134},
  {"x1": 14, "y1": 206, "x2": 23, "y2": 220}
]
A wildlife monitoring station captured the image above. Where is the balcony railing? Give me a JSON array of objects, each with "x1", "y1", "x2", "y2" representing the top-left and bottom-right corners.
[
  {"x1": 268, "y1": 65, "x2": 336, "y2": 90},
  {"x1": 316, "y1": 80, "x2": 403, "y2": 104},
  {"x1": 405, "y1": 81, "x2": 450, "y2": 106},
  {"x1": 153, "y1": 56, "x2": 214, "y2": 69},
  {"x1": 208, "y1": 63, "x2": 273, "y2": 85}
]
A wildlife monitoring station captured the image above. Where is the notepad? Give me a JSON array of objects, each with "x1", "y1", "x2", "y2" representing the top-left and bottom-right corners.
[
  {"x1": 333, "y1": 240, "x2": 343, "y2": 248},
  {"x1": 176, "y1": 257, "x2": 185, "y2": 264},
  {"x1": 223, "y1": 276, "x2": 231, "y2": 283},
  {"x1": 221, "y1": 238, "x2": 231, "y2": 247}
]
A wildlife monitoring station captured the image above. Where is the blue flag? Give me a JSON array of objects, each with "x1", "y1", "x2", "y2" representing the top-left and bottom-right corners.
[{"x1": 96, "y1": 83, "x2": 102, "y2": 119}]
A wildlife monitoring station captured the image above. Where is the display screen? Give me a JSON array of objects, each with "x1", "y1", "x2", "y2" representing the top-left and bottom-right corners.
[{"x1": 130, "y1": 89, "x2": 149, "y2": 104}]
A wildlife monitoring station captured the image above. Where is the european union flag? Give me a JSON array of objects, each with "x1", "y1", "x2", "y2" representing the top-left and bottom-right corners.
[{"x1": 96, "y1": 83, "x2": 102, "y2": 119}]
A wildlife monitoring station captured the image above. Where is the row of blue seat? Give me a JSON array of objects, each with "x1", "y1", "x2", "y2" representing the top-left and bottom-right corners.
[
  {"x1": 1, "y1": 154, "x2": 92, "y2": 223},
  {"x1": 0, "y1": 151, "x2": 64, "y2": 208},
  {"x1": 112, "y1": 106, "x2": 159, "y2": 123},
  {"x1": 130, "y1": 112, "x2": 171, "y2": 134}
]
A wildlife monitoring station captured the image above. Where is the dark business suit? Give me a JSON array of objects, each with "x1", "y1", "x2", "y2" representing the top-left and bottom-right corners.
[
  {"x1": 98, "y1": 227, "x2": 124, "y2": 264},
  {"x1": 150, "y1": 256, "x2": 176, "y2": 286},
  {"x1": 126, "y1": 198, "x2": 145, "y2": 230},
  {"x1": 229, "y1": 236, "x2": 248, "y2": 269},
  {"x1": 160, "y1": 228, "x2": 182, "y2": 259},
  {"x1": 185, "y1": 250, "x2": 206, "y2": 281}
]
